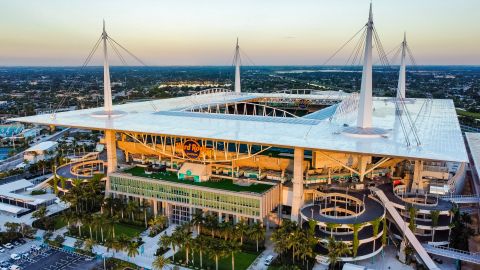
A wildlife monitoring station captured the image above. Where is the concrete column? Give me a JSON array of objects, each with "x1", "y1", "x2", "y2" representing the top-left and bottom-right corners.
[
  {"x1": 105, "y1": 130, "x2": 117, "y2": 173},
  {"x1": 291, "y1": 147, "x2": 304, "y2": 222},
  {"x1": 152, "y1": 200, "x2": 158, "y2": 217},
  {"x1": 358, "y1": 155, "x2": 368, "y2": 183},
  {"x1": 412, "y1": 160, "x2": 424, "y2": 192},
  {"x1": 218, "y1": 212, "x2": 223, "y2": 223}
]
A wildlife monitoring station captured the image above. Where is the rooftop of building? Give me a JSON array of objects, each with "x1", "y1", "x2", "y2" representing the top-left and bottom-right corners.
[
  {"x1": 120, "y1": 166, "x2": 274, "y2": 194},
  {"x1": 11, "y1": 91, "x2": 468, "y2": 162},
  {"x1": 25, "y1": 141, "x2": 58, "y2": 152}
]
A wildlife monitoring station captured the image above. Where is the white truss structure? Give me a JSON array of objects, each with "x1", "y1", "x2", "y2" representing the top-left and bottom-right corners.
[
  {"x1": 330, "y1": 92, "x2": 359, "y2": 124},
  {"x1": 182, "y1": 101, "x2": 298, "y2": 118},
  {"x1": 193, "y1": 88, "x2": 234, "y2": 96},
  {"x1": 122, "y1": 132, "x2": 272, "y2": 162}
]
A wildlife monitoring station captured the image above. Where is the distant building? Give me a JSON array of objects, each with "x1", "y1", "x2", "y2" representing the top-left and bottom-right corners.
[
  {"x1": 0, "y1": 179, "x2": 56, "y2": 217},
  {"x1": 24, "y1": 141, "x2": 58, "y2": 164}
]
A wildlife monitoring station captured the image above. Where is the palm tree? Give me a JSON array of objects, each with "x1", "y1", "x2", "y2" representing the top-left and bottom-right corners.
[
  {"x1": 327, "y1": 237, "x2": 351, "y2": 270},
  {"x1": 83, "y1": 214, "x2": 94, "y2": 239},
  {"x1": 204, "y1": 214, "x2": 219, "y2": 237},
  {"x1": 227, "y1": 240, "x2": 241, "y2": 270},
  {"x1": 235, "y1": 221, "x2": 249, "y2": 245},
  {"x1": 219, "y1": 221, "x2": 234, "y2": 240},
  {"x1": 248, "y1": 221, "x2": 265, "y2": 252},
  {"x1": 84, "y1": 238, "x2": 95, "y2": 253},
  {"x1": 142, "y1": 200, "x2": 151, "y2": 228},
  {"x1": 104, "y1": 214, "x2": 118, "y2": 239},
  {"x1": 105, "y1": 238, "x2": 122, "y2": 257},
  {"x1": 126, "y1": 200, "x2": 138, "y2": 222},
  {"x1": 286, "y1": 226, "x2": 304, "y2": 264},
  {"x1": 152, "y1": 255, "x2": 171, "y2": 270},
  {"x1": 160, "y1": 234, "x2": 176, "y2": 262},
  {"x1": 191, "y1": 212, "x2": 204, "y2": 234},
  {"x1": 207, "y1": 238, "x2": 228, "y2": 270},
  {"x1": 126, "y1": 242, "x2": 140, "y2": 258},
  {"x1": 194, "y1": 235, "x2": 209, "y2": 269}
]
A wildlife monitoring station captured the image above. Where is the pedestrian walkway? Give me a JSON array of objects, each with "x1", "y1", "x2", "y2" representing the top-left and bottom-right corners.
[
  {"x1": 422, "y1": 244, "x2": 480, "y2": 265},
  {"x1": 371, "y1": 187, "x2": 440, "y2": 270}
]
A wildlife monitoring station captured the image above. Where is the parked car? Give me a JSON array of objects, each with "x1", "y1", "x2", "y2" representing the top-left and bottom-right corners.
[
  {"x1": 9, "y1": 265, "x2": 20, "y2": 270},
  {"x1": 30, "y1": 245, "x2": 40, "y2": 251},
  {"x1": 17, "y1": 239, "x2": 26, "y2": 245},
  {"x1": 3, "y1": 244, "x2": 13, "y2": 249},
  {"x1": 0, "y1": 261, "x2": 8, "y2": 267},
  {"x1": 21, "y1": 253, "x2": 29, "y2": 259},
  {"x1": 0, "y1": 248, "x2": 5, "y2": 253},
  {"x1": 9, "y1": 254, "x2": 20, "y2": 261},
  {"x1": 264, "y1": 255, "x2": 274, "y2": 266},
  {"x1": 13, "y1": 242, "x2": 20, "y2": 246}
]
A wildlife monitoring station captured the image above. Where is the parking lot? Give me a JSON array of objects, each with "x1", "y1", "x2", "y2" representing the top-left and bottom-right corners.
[{"x1": 0, "y1": 239, "x2": 101, "y2": 270}]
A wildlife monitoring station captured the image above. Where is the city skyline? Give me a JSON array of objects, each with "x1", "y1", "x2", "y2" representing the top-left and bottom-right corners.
[{"x1": 0, "y1": 0, "x2": 479, "y2": 66}]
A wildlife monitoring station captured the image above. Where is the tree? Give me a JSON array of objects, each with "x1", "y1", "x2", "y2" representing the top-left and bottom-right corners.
[
  {"x1": 74, "y1": 239, "x2": 84, "y2": 250},
  {"x1": 84, "y1": 238, "x2": 95, "y2": 253},
  {"x1": 126, "y1": 200, "x2": 138, "y2": 222},
  {"x1": 19, "y1": 224, "x2": 37, "y2": 238},
  {"x1": 32, "y1": 206, "x2": 48, "y2": 220},
  {"x1": 152, "y1": 255, "x2": 171, "y2": 270},
  {"x1": 194, "y1": 235, "x2": 209, "y2": 269},
  {"x1": 235, "y1": 221, "x2": 249, "y2": 245},
  {"x1": 160, "y1": 234, "x2": 176, "y2": 262},
  {"x1": 126, "y1": 242, "x2": 140, "y2": 258},
  {"x1": 248, "y1": 221, "x2": 265, "y2": 252},
  {"x1": 227, "y1": 240, "x2": 241, "y2": 270},
  {"x1": 204, "y1": 214, "x2": 219, "y2": 237},
  {"x1": 207, "y1": 238, "x2": 228, "y2": 270},
  {"x1": 286, "y1": 226, "x2": 304, "y2": 264},
  {"x1": 327, "y1": 237, "x2": 351, "y2": 270},
  {"x1": 191, "y1": 212, "x2": 204, "y2": 234},
  {"x1": 430, "y1": 210, "x2": 440, "y2": 242}
]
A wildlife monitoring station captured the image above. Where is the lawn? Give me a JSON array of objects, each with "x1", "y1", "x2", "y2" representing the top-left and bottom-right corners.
[
  {"x1": 53, "y1": 215, "x2": 67, "y2": 230},
  {"x1": 173, "y1": 248, "x2": 260, "y2": 270},
  {"x1": 68, "y1": 222, "x2": 146, "y2": 240},
  {"x1": 456, "y1": 109, "x2": 480, "y2": 119},
  {"x1": 124, "y1": 166, "x2": 273, "y2": 194}
]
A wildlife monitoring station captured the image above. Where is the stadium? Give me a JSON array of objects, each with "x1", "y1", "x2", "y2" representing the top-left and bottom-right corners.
[{"x1": 11, "y1": 5, "x2": 468, "y2": 268}]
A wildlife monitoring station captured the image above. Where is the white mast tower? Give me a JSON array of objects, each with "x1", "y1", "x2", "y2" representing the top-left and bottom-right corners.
[
  {"x1": 91, "y1": 20, "x2": 124, "y2": 118},
  {"x1": 102, "y1": 20, "x2": 113, "y2": 113},
  {"x1": 356, "y1": 3, "x2": 374, "y2": 129},
  {"x1": 397, "y1": 33, "x2": 407, "y2": 99},
  {"x1": 234, "y1": 38, "x2": 241, "y2": 94}
]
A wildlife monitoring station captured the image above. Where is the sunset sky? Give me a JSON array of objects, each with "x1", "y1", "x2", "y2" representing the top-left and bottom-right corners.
[{"x1": 0, "y1": 0, "x2": 479, "y2": 66}]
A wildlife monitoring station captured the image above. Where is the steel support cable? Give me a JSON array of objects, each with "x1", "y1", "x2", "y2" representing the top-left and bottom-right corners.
[
  {"x1": 107, "y1": 36, "x2": 164, "y2": 112},
  {"x1": 399, "y1": 97, "x2": 421, "y2": 145},
  {"x1": 346, "y1": 28, "x2": 367, "y2": 66},
  {"x1": 373, "y1": 31, "x2": 388, "y2": 67},
  {"x1": 395, "y1": 101, "x2": 411, "y2": 147},
  {"x1": 374, "y1": 28, "x2": 390, "y2": 66},
  {"x1": 322, "y1": 25, "x2": 367, "y2": 66},
  {"x1": 107, "y1": 36, "x2": 147, "y2": 66},
  {"x1": 52, "y1": 34, "x2": 103, "y2": 119},
  {"x1": 372, "y1": 27, "x2": 390, "y2": 67},
  {"x1": 406, "y1": 44, "x2": 418, "y2": 66},
  {"x1": 353, "y1": 32, "x2": 367, "y2": 66},
  {"x1": 107, "y1": 38, "x2": 128, "y2": 65}
]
